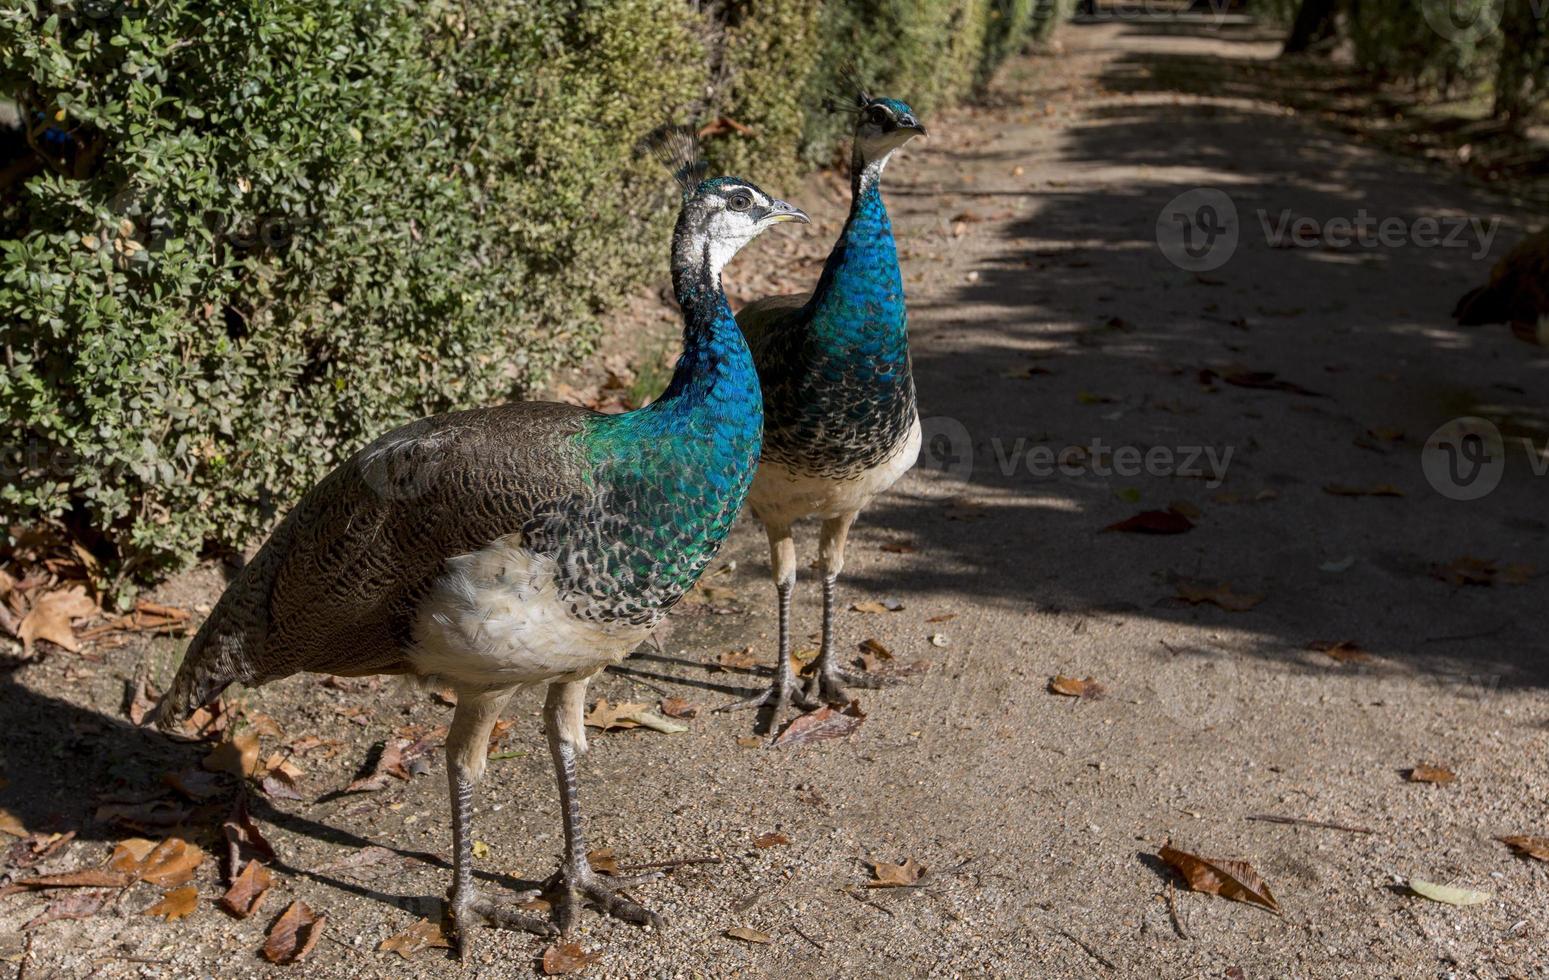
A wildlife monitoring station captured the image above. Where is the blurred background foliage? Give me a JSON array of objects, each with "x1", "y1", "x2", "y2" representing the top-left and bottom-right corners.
[{"x1": 0, "y1": 0, "x2": 1068, "y2": 596}]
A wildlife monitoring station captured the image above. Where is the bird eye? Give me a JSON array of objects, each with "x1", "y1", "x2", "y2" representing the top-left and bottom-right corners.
[
  {"x1": 867, "y1": 107, "x2": 889, "y2": 125},
  {"x1": 728, "y1": 193, "x2": 752, "y2": 212}
]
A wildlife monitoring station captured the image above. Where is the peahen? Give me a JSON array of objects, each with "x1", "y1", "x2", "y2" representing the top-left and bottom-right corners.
[
  {"x1": 1453, "y1": 227, "x2": 1549, "y2": 347},
  {"x1": 721, "y1": 87, "x2": 926, "y2": 720},
  {"x1": 152, "y1": 128, "x2": 807, "y2": 955}
]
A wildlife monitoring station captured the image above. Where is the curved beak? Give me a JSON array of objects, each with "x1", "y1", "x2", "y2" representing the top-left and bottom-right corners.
[
  {"x1": 902, "y1": 117, "x2": 927, "y2": 138},
  {"x1": 763, "y1": 200, "x2": 809, "y2": 225}
]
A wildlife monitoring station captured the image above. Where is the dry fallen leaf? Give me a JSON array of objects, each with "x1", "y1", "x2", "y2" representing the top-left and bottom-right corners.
[
  {"x1": 772, "y1": 701, "x2": 867, "y2": 749},
  {"x1": 1175, "y1": 582, "x2": 1265, "y2": 612},
  {"x1": 868, "y1": 857, "x2": 926, "y2": 888},
  {"x1": 1307, "y1": 639, "x2": 1369, "y2": 664},
  {"x1": 23, "y1": 888, "x2": 110, "y2": 930},
  {"x1": 587, "y1": 847, "x2": 620, "y2": 875},
  {"x1": 18, "y1": 585, "x2": 96, "y2": 653},
  {"x1": 541, "y1": 941, "x2": 599, "y2": 974},
  {"x1": 145, "y1": 885, "x2": 199, "y2": 921},
  {"x1": 659, "y1": 697, "x2": 699, "y2": 719},
  {"x1": 1431, "y1": 556, "x2": 1535, "y2": 587},
  {"x1": 310, "y1": 845, "x2": 401, "y2": 876},
  {"x1": 223, "y1": 794, "x2": 276, "y2": 875},
  {"x1": 850, "y1": 600, "x2": 897, "y2": 614},
  {"x1": 136, "y1": 837, "x2": 206, "y2": 887},
  {"x1": 95, "y1": 800, "x2": 190, "y2": 831},
  {"x1": 1048, "y1": 675, "x2": 1105, "y2": 699},
  {"x1": 1103, "y1": 509, "x2": 1195, "y2": 534},
  {"x1": 263, "y1": 900, "x2": 326, "y2": 964},
  {"x1": 753, "y1": 832, "x2": 791, "y2": 849},
  {"x1": 1322, "y1": 483, "x2": 1404, "y2": 497},
  {"x1": 1497, "y1": 836, "x2": 1549, "y2": 863},
  {"x1": 1405, "y1": 765, "x2": 1456, "y2": 785},
  {"x1": 857, "y1": 638, "x2": 893, "y2": 660},
  {"x1": 725, "y1": 926, "x2": 773, "y2": 944},
  {"x1": 379, "y1": 917, "x2": 452, "y2": 958},
  {"x1": 582, "y1": 699, "x2": 687, "y2": 734},
  {"x1": 1408, "y1": 879, "x2": 1490, "y2": 906},
  {"x1": 109, "y1": 838, "x2": 158, "y2": 871},
  {"x1": 714, "y1": 647, "x2": 760, "y2": 670},
  {"x1": 1, "y1": 868, "x2": 130, "y2": 892},
  {"x1": 0, "y1": 809, "x2": 27, "y2": 838},
  {"x1": 220, "y1": 860, "x2": 273, "y2": 918},
  {"x1": 345, "y1": 739, "x2": 407, "y2": 793},
  {"x1": 163, "y1": 767, "x2": 224, "y2": 801},
  {"x1": 1158, "y1": 844, "x2": 1280, "y2": 914},
  {"x1": 203, "y1": 733, "x2": 261, "y2": 778}
]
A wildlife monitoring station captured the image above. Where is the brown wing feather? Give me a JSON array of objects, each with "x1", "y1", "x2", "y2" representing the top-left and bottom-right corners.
[{"x1": 156, "y1": 402, "x2": 592, "y2": 727}]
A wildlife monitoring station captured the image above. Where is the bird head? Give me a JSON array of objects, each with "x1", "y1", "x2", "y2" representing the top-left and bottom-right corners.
[
  {"x1": 641, "y1": 126, "x2": 808, "y2": 274},
  {"x1": 846, "y1": 91, "x2": 926, "y2": 162}
]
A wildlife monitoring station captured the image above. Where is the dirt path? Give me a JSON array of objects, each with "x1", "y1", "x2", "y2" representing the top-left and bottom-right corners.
[{"x1": 5, "y1": 18, "x2": 1548, "y2": 979}]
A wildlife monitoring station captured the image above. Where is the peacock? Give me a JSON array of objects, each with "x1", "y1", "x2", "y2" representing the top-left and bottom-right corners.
[
  {"x1": 152, "y1": 128, "x2": 807, "y2": 956},
  {"x1": 720, "y1": 86, "x2": 926, "y2": 721},
  {"x1": 1453, "y1": 227, "x2": 1549, "y2": 346}
]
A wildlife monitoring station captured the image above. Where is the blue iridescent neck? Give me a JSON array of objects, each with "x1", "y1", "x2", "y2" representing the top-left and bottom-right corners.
[
  {"x1": 615, "y1": 221, "x2": 763, "y2": 440},
  {"x1": 804, "y1": 147, "x2": 906, "y2": 348}
]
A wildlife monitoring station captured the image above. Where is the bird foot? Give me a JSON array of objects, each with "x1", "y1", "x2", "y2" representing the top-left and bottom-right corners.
[
  {"x1": 805, "y1": 665, "x2": 903, "y2": 704},
  {"x1": 545, "y1": 864, "x2": 665, "y2": 937},
  {"x1": 715, "y1": 673, "x2": 819, "y2": 720},
  {"x1": 448, "y1": 885, "x2": 556, "y2": 963}
]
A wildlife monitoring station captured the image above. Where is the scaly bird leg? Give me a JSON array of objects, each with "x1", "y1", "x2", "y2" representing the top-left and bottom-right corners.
[
  {"x1": 806, "y1": 511, "x2": 901, "y2": 703},
  {"x1": 717, "y1": 522, "x2": 818, "y2": 723},
  {"x1": 544, "y1": 679, "x2": 664, "y2": 936},
  {"x1": 444, "y1": 684, "x2": 554, "y2": 963}
]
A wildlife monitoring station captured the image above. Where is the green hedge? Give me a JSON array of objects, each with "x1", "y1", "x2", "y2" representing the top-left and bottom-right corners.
[{"x1": 1, "y1": 0, "x2": 1055, "y2": 597}]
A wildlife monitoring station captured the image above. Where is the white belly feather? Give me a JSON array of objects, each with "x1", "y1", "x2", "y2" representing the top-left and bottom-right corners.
[
  {"x1": 411, "y1": 535, "x2": 652, "y2": 688},
  {"x1": 749, "y1": 415, "x2": 922, "y2": 527}
]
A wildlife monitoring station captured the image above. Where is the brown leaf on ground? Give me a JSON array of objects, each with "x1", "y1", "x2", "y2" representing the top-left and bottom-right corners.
[
  {"x1": 851, "y1": 599, "x2": 904, "y2": 614},
  {"x1": 144, "y1": 885, "x2": 199, "y2": 921},
  {"x1": 1203, "y1": 367, "x2": 1322, "y2": 397},
  {"x1": 725, "y1": 926, "x2": 773, "y2": 944},
  {"x1": 714, "y1": 647, "x2": 760, "y2": 671},
  {"x1": 1176, "y1": 582, "x2": 1265, "y2": 611},
  {"x1": 541, "y1": 941, "x2": 600, "y2": 974},
  {"x1": 1497, "y1": 836, "x2": 1549, "y2": 862},
  {"x1": 659, "y1": 697, "x2": 700, "y2": 719},
  {"x1": 925, "y1": 613, "x2": 956, "y2": 623},
  {"x1": 857, "y1": 638, "x2": 893, "y2": 661},
  {"x1": 203, "y1": 733, "x2": 260, "y2": 778},
  {"x1": 126, "y1": 676, "x2": 160, "y2": 725},
  {"x1": 0, "y1": 808, "x2": 27, "y2": 837},
  {"x1": 379, "y1": 917, "x2": 452, "y2": 958},
  {"x1": 583, "y1": 699, "x2": 645, "y2": 732},
  {"x1": 1306, "y1": 639, "x2": 1370, "y2": 664},
  {"x1": 753, "y1": 832, "x2": 791, "y2": 849},
  {"x1": 18, "y1": 585, "x2": 96, "y2": 653},
  {"x1": 23, "y1": 888, "x2": 111, "y2": 930},
  {"x1": 868, "y1": 857, "x2": 926, "y2": 888},
  {"x1": 880, "y1": 541, "x2": 918, "y2": 554},
  {"x1": 7, "y1": 830, "x2": 75, "y2": 869},
  {"x1": 1158, "y1": 845, "x2": 1281, "y2": 913},
  {"x1": 943, "y1": 497, "x2": 990, "y2": 521},
  {"x1": 1048, "y1": 675, "x2": 1105, "y2": 699},
  {"x1": 485, "y1": 718, "x2": 515, "y2": 756},
  {"x1": 163, "y1": 767, "x2": 224, "y2": 801},
  {"x1": 587, "y1": 847, "x2": 620, "y2": 875},
  {"x1": 263, "y1": 901, "x2": 326, "y2": 964},
  {"x1": 95, "y1": 800, "x2": 190, "y2": 831},
  {"x1": 310, "y1": 845, "x2": 401, "y2": 876},
  {"x1": 1405, "y1": 764, "x2": 1456, "y2": 784},
  {"x1": 109, "y1": 838, "x2": 158, "y2": 871},
  {"x1": 1, "y1": 868, "x2": 129, "y2": 893},
  {"x1": 183, "y1": 698, "x2": 231, "y2": 740},
  {"x1": 223, "y1": 795, "x2": 276, "y2": 878},
  {"x1": 260, "y1": 774, "x2": 304, "y2": 802},
  {"x1": 772, "y1": 701, "x2": 867, "y2": 749},
  {"x1": 1322, "y1": 483, "x2": 1405, "y2": 497},
  {"x1": 137, "y1": 837, "x2": 206, "y2": 887},
  {"x1": 1431, "y1": 557, "x2": 1535, "y2": 587},
  {"x1": 220, "y1": 860, "x2": 272, "y2": 918},
  {"x1": 345, "y1": 739, "x2": 407, "y2": 793},
  {"x1": 1103, "y1": 509, "x2": 1195, "y2": 534}
]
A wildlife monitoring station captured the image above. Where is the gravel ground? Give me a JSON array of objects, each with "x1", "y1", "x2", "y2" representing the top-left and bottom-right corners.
[{"x1": 3, "y1": 17, "x2": 1547, "y2": 980}]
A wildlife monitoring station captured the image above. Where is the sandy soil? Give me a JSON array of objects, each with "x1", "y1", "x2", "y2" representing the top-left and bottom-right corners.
[{"x1": 3, "y1": 17, "x2": 1548, "y2": 980}]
